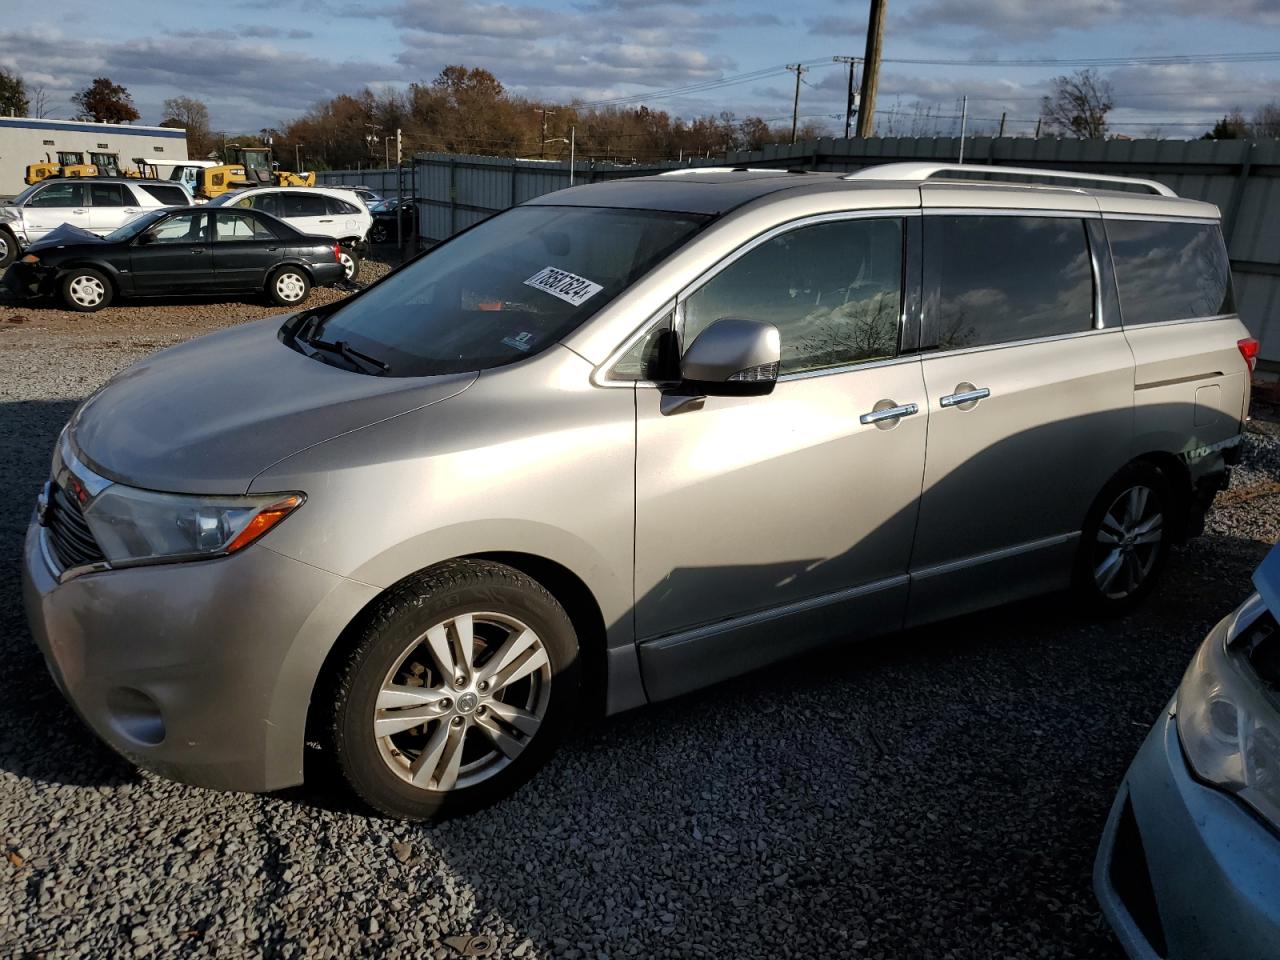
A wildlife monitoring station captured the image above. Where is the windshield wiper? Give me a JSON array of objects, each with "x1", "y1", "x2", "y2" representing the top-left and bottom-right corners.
[{"x1": 303, "y1": 335, "x2": 390, "y2": 375}]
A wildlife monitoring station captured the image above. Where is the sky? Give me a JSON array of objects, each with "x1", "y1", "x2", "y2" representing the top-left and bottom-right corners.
[{"x1": 4, "y1": 0, "x2": 1280, "y2": 142}]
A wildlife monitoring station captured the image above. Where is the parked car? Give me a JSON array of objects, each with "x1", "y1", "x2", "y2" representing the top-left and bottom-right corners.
[
  {"x1": 4, "y1": 206, "x2": 345, "y2": 311},
  {"x1": 23, "y1": 163, "x2": 1251, "y2": 820},
  {"x1": 207, "y1": 186, "x2": 372, "y2": 280},
  {"x1": 0, "y1": 177, "x2": 193, "y2": 269},
  {"x1": 368, "y1": 197, "x2": 419, "y2": 244},
  {"x1": 1095, "y1": 547, "x2": 1280, "y2": 959}
]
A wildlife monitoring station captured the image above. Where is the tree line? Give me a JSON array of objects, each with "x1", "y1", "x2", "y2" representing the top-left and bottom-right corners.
[{"x1": 1, "y1": 65, "x2": 1278, "y2": 171}]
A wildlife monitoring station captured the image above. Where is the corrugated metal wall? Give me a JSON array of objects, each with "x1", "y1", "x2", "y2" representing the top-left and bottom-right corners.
[{"x1": 321, "y1": 137, "x2": 1280, "y2": 359}]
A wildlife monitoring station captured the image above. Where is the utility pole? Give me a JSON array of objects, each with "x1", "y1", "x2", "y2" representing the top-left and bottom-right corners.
[
  {"x1": 395, "y1": 127, "x2": 402, "y2": 165},
  {"x1": 833, "y1": 56, "x2": 860, "y2": 139},
  {"x1": 857, "y1": 0, "x2": 887, "y2": 138},
  {"x1": 786, "y1": 64, "x2": 807, "y2": 145},
  {"x1": 997, "y1": 111, "x2": 1007, "y2": 138},
  {"x1": 538, "y1": 108, "x2": 556, "y2": 159},
  {"x1": 1034, "y1": 117, "x2": 1042, "y2": 139},
  {"x1": 295, "y1": 142, "x2": 302, "y2": 172},
  {"x1": 958, "y1": 95, "x2": 968, "y2": 163}
]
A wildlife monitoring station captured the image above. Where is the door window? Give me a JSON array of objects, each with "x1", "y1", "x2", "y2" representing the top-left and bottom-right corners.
[
  {"x1": 923, "y1": 216, "x2": 1094, "y2": 350},
  {"x1": 326, "y1": 196, "x2": 361, "y2": 215},
  {"x1": 27, "y1": 183, "x2": 86, "y2": 208},
  {"x1": 89, "y1": 183, "x2": 128, "y2": 207},
  {"x1": 213, "y1": 212, "x2": 276, "y2": 241},
  {"x1": 682, "y1": 217, "x2": 904, "y2": 375},
  {"x1": 136, "y1": 184, "x2": 188, "y2": 206},
  {"x1": 1106, "y1": 219, "x2": 1235, "y2": 324},
  {"x1": 280, "y1": 192, "x2": 328, "y2": 218},
  {"x1": 146, "y1": 213, "x2": 206, "y2": 244}
]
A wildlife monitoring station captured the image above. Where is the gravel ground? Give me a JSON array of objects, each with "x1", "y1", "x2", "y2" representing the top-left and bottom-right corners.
[{"x1": 0, "y1": 319, "x2": 1277, "y2": 959}]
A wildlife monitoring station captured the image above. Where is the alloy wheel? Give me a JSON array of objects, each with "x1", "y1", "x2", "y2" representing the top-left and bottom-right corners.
[
  {"x1": 1093, "y1": 484, "x2": 1163, "y2": 599},
  {"x1": 339, "y1": 251, "x2": 356, "y2": 279},
  {"x1": 373, "y1": 612, "x2": 551, "y2": 792},
  {"x1": 68, "y1": 275, "x2": 106, "y2": 308}
]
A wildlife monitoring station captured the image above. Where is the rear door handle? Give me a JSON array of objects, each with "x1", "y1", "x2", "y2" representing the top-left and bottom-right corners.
[
  {"x1": 860, "y1": 401, "x2": 919, "y2": 425},
  {"x1": 318, "y1": 219, "x2": 334, "y2": 223},
  {"x1": 939, "y1": 386, "x2": 991, "y2": 408},
  {"x1": 123, "y1": 208, "x2": 141, "y2": 214}
]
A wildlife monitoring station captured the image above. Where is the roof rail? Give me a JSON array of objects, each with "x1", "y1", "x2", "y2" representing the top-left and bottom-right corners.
[
  {"x1": 842, "y1": 161, "x2": 1177, "y2": 198},
  {"x1": 658, "y1": 166, "x2": 787, "y2": 176}
]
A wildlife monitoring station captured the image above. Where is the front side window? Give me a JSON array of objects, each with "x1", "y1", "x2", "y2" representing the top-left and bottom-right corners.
[
  {"x1": 307, "y1": 205, "x2": 707, "y2": 377},
  {"x1": 146, "y1": 212, "x2": 205, "y2": 244},
  {"x1": 28, "y1": 183, "x2": 86, "y2": 208},
  {"x1": 214, "y1": 212, "x2": 276, "y2": 241},
  {"x1": 1106, "y1": 219, "x2": 1235, "y2": 325},
  {"x1": 682, "y1": 217, "x2": 903, "y2": 375},
  {"x1": 280, "y1": 192, "x2": 328, "y2": 218},
  {"x1": 923, "y1": 215, "x2": 1094, "y2": 350},
  {"x1": 89, "y1": 183, "x2": 127, "y2": 207}
]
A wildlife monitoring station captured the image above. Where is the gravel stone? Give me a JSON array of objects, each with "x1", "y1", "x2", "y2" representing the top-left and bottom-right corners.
[{"x1": 0, "y1": 309, "x2": 1275, "y2": 958}]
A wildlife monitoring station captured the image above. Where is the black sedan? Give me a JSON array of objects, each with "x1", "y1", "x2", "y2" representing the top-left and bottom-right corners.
[
  {"x1": 368, "y1": 197, "x2": 420, "y2": 244},
  {"x1": 3, "y1": 206, "x2": 347, "y2": 312}
]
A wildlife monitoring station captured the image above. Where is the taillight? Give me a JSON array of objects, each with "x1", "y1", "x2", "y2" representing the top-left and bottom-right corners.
[
  {"x1": 1239, "y1": 337, "x2": 1260, "y2": 372},
  {"x1": 333, "y1": 244, "x2": 342, "y2": 264}
]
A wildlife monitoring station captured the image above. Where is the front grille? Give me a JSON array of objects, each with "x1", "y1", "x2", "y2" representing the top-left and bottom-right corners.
[
  {"x1": 1109, "y1": 797, "x2": 1169, "y2": 958},
  {"x1": 45, "y1": 481, "x2": 106, "y2": 571}
]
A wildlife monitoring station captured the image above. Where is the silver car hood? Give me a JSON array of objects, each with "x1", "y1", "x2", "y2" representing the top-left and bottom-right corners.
[{"x1": 69, "y1": 317, "x2": 477, "y2": 494}]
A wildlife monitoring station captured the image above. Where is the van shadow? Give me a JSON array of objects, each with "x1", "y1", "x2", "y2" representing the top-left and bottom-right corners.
[{"x1": 0, "y1": 399, "x2": 141, "y2": 788}]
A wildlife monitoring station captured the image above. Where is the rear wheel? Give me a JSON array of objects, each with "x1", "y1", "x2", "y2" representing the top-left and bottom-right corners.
[
  {"x1": 267, "y1": 267, "x2": 311, "y2": 306},
  {"x1": 369, "y1": 222, "x2": 388, "y2": 244},
  {"x1": 327, "y1": 560, "x2": 580, "y2": 820},
  {"x1": 338, "y1": 245, "x2": 361, "y2": 281},
  {"x1": 1075, "y1": 463, "x2": 1171, "y2": 613},
  {"x1": 59, "y1": 267, "x2": 112, "y2": 312}
]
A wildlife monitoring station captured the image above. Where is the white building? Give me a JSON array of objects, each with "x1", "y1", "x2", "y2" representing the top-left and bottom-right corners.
[{"x1": 0, "y1": 117, "x2": 189, "y2": 196}]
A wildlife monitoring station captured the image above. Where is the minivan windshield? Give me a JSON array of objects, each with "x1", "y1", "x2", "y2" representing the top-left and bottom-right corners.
[{"x1": 302, "y1": 205, "x2": 709, "y2": 376}]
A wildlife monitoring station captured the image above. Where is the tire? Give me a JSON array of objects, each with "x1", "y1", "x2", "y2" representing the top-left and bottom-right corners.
[
  {"x1": 369, "y1": 222, "x2": 388, "y2": 244},
  {"x1": 267, "y1": 266, "x2": 311, "y2": 307},
  {"x1": 338, "y1": 245, "x2": 361, "y2": 281},
  {"x1": 327, "y1": 559, "x2": 580, "y2": 820},
  {"x1": 1074, "y1": 462, "x2": 1172, "y2": 614},
  {"x1": 59, "y1": 267, "x2": 113, "y2": 312},
  {"x1": 0, "y1": 228, "x2": 16, "y2": 269}
]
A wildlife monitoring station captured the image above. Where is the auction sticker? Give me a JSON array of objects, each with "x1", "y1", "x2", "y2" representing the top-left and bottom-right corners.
[{"x1": 523, "y1": 266, "x2": 603, "y2": 306}]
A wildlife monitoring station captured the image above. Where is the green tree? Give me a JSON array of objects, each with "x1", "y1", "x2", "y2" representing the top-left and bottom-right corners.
[
  {"x1": 72, "y1": 78, "x2": 140, "y2": 124},
  {"x1": 1203, "y1": 110, "x2": 1250, "y2": 140},
  {"x1": 0, "y1": 69, "x2": 29, "y2": 117}
]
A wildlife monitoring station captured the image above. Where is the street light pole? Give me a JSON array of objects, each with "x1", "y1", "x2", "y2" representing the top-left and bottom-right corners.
[{"x1": 295, "y1": 143, "x2": 302, "y2": 172}]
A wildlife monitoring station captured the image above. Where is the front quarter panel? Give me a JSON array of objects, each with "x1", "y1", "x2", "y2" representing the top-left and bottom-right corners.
[{"x1": 249, "y1": 345, "x2": 637, "y2": 654}]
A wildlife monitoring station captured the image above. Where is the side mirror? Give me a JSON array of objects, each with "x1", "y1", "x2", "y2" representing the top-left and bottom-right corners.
[
  {"x1": 681, "y1": 317, "x2": 780, "y2": 397},
  {"x1": 136, "y1": 232, "x2": 156, "y2": 245}
]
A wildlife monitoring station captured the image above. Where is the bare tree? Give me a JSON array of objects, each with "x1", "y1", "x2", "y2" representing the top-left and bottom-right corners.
[
  {"x1": 1040, "y1": 69, "x2": 1114, "y2": 139},
  {"x1": 30, "y1": 84, "x2": 49, "y2": 118},
  {"x1": 1253, "y1": 101, "x2": 1280, "y2": 139},
  {"x1": 163, "y1": 96, "x2": 215, "y2": 157}
]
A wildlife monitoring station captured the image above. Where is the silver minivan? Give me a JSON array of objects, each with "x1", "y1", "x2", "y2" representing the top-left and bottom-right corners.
[{"x1": 23, "y1": 163, "x2": 1253, "y2": 819}]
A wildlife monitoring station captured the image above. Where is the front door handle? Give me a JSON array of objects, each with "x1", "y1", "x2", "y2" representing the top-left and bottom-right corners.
[
  {"x1": 860, "y1": 401, "x2": 919, "y2": 426},
  {"x1": 939, "y1": 385, "x2": 991, "y2": 408},
  {"x1": 190, "y1": 247, "x2": 206, "y2": 254},
  {"x1": 318, "y1": 219, "x2": 334, "y2": 223}
]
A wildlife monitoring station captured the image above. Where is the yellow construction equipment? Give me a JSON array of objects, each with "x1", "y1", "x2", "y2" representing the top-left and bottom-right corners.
[{"x1": 24, "y1": 152, "x2": 99, "y2": 184}]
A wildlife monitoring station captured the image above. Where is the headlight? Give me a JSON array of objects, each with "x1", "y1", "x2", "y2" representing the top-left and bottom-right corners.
[
  {"x1": 1177, "y1": 603, "x2": 1280, "y2": 828},
  {"x1": 81, "y1": 486, "x2": 304, "y2": 566}
]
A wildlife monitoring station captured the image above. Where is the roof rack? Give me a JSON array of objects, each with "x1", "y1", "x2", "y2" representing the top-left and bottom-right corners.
[{"x1": 841, "y1": 162, "x2": 1177, "y2": 198}]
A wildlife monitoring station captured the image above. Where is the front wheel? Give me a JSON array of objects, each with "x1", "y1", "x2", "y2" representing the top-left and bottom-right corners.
[
  {"x1": 369, "y1": 222, "x2": 388, "y2": 244},
  {"x1": 1075, "y1": 463, "x2": 1172, "y2": 613},
  {"x1": 59, "y1": 267, "x2": 113, "y2": 312},
  {"x1": 267, "y1": 267, "x2": 311, "y2": 306},
  {"x1": 0, "y1": 227, "x2": 17, "y2": 269},
  {"x1": 327, "y1": 560, "x2": 580, "y2": 820}
]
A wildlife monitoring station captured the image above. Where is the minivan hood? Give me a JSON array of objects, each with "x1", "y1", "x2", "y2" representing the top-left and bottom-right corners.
[{"x1": 70, "y1": 317, "x2": 477, "y2": 494}]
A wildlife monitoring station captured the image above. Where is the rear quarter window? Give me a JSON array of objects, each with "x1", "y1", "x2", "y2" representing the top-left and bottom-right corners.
[
  {"x1": 135, "y1": 184, "x2": 189, "y2": 206},
  {"x1": 1106, "y1": 219, "x2": 1235, "y2": 325}
]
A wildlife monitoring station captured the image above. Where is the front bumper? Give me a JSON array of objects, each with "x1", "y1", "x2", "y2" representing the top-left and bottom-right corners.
[
  {"x1": 1095, "y1": 700, "x2": 1280, "y2": 959},
  {"x1": 22, "y1": 517, "x2": 378, "y2": 792},
  {"x1": 2, "y1": 261, "x2": 54, "y2": 299}
]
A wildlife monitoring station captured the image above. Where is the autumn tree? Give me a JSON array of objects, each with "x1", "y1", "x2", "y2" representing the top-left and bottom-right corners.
[
  {"x1": 162, "y1": 96, "x2": 216, "y2": 157},
  {"x1": 0, "y1": 69, "x2": 28, "y2": 117},
  {"x1": 1203, "y1": 110, "x2": 1250, "y2": 140},
  {"x1": 72, "y1": 78, "x2": 140, "y2": 123},
  {"x1": 1040, "y1": 69, "x2": 1113, "y2": 139}
]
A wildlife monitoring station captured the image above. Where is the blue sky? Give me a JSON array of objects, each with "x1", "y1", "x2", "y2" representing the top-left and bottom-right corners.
[{"x1": 5, "y1": 0, "x2": 1280, "y2": 139}]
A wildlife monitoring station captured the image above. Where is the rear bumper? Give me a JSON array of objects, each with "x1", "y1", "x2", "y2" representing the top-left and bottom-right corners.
[
  {"x1": 1095, "y1": 701, "x2": 1280, "y2": 959},
  {"x1": 307, "y1": 261, "x2": 346, "y2": 287}
]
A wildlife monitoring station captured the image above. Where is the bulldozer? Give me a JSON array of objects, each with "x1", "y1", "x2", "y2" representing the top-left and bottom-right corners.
[
  {"x1": 194, "y1": 145, "x2": 315, "y2": 198},
  {"x1": 24, "y1": 152, "x2": 98, "y2": 185}
]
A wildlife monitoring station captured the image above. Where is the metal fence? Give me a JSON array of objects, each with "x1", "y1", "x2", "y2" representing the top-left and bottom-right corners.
[{"x1": 321, "y1": 136, "x2": 1280, "y2": 359}]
